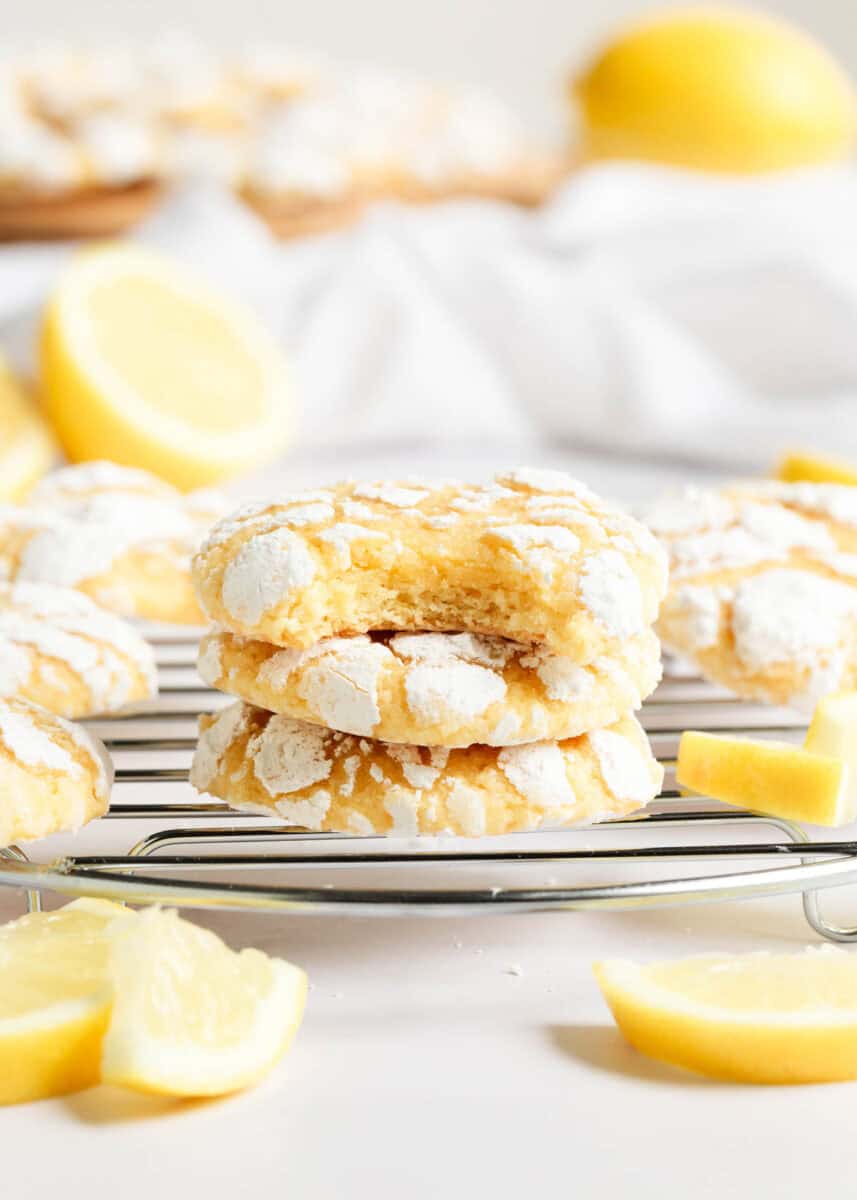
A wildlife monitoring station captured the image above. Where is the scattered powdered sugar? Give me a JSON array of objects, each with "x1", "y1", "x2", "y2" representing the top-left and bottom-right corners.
[
  {"x1": 257, "y1": 646, "x2": 305, "y2": 689},
  {"x1": 668, "y1": 527, "x2": 774, "y2": 579},
  {"x1": 497, "y1": 742, "x2": 575, "y2": 807},
  {"x1": 346, "y1": 810, "x2": 376, "y2": 835},
  {"x1": 490, "y1": 711, "x2": 522, "y2": 744},
  {"x1": 423, "y1": 514, "x2": 458, "y2": 529},
  {"x1": 297, "y1": 640, "x2": 386, "y2": 735},
  {"x1": 520, "y1": 647, "x2": 593, "y2": 701},
  {"x1": 389, "y1": 632, "x2": 518, "y2": 669},
  {"x1": 731, "y1": 569, "x2": 857, "y2": 670},
  {"x1": 0, "y1": 640, "x2": 30, "y2": 694},
  {"x1": 385, "y1": 744, "x2": 445, "y2": 789},
  {"x1": 281, "y1": 502, "x2": 336, "y2": 527},
  {"x1": 221, "y1": 528, "x2": 316, "y2": 623},
  {"x1": 768, "y1": 482, "x2": 857, "y2": 529},
  {"x1": 737, "y1": 502, "x2": 835, "y2": 555},
  {"x1": 62, "y1": 718, "x2": 113, "y2": 796},
  {"x1": 251, "y1": 715, "x2": 333, "y2": 795},
  {"x1": 19, "y1": 517, "x2": 125, "y2": 586},
  {"x1": 189, "y1": 701, "x2": 250, "y2": 790},
  {"x1": 404, "y1": 660, "x2": 506, "y2": 723},
  {"x1": 488, "y1": 524, "x2": 581, "y2": 570},
  {"x1": 665, "y1": 585, "x2": 727, "y2": 651},
  {"x1": 351, "y1": 483, "x2": 431, "y2": 508},
  {"x1": 589, "y1": 728, "x2": 655, "y2": 803},
  {"x1": 368, "y1": 763, "x2": 386, "y2": 784},
  {"x1": 445, "y1": 782, "x2": 487, "y2": 836},
  {"x1": 197, "y1": 636, "x2": 224, "y2": 685},
  {"x1": 578, "y1": 550, "x2": 645, "y2": 639},
  {"x1": 384, "y1": 786, "x2": 421, "y2": 836},
  {"x1": 332, "y1": 500, "x2": 372, "y2": 522},
  {"x1": 274, "y1": 788, "x2": 331, "y2": 830},
  {"x1": 316, "y1": 523, "x2": 384, "y2": 566},
  {"x1": 0, "y1": 700, "x2": 82, "y2": 775},
  {"x1": 339, "y1": 754, "x2": 361, "y2": 797},
  {"x1": 500, "y1": 467, "x2": 596, "y2": 500},
  {"x1": 643, "y1": 487, "x2": 732, "y2": 536}
]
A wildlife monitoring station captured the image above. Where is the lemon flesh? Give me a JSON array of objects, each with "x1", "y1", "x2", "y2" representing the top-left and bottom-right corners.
[
  {"x1": 596, "y1": 951, "x2": 857, "y2": 1083},
  {"x1": 574, "y1": 8, "x2": 857, "y2": 173},
  {"x1": 40, "y1": 246, "x2": 293, "y2": 491},
  {"x1": 0, "y1": 899, "x2": 124, "y2": 1105},
  {"x1": 677, "y1": 730, "x2": 849, "y2": 826},
  {"x1": 101, "y1": 906, "x2": 307, "y2": 1097},
  {"x1": 777, "y1": 450, "x2": 857, "y2": 486},
  {"x1": 0, "y1": 359, "x2": 56, "y2": 501}
]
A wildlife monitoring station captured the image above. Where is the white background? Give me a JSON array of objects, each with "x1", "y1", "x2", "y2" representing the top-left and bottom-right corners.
[{"x1": 3, "y1": 0, "x2": 856, "y2": 130}]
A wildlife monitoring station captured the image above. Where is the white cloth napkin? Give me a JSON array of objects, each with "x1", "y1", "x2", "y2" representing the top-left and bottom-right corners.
[{"x1": 4, "y1": 161, "x2": 857, "y2": 469}]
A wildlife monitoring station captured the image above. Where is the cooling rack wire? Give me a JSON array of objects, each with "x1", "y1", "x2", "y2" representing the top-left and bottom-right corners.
[{"x1": 2, "y1": 627, "x2": 857, "y2": 941}]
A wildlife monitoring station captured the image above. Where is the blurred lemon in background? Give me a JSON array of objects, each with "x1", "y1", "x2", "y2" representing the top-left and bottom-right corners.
[
  {"x1": 0, "y1": 357, "x2": 56, "y2": 500},
  {"x1": 41, "y1": 245, "x2": 293, "y2": 491},
  {"x1": 573, "y1": 7, "x2": 857, "y2": 172}
]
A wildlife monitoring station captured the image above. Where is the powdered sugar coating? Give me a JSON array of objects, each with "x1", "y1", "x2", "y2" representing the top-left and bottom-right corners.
[
  {"x1": 497, "y1": 742, "x2": 576, "y2": 808},
  {"x1": 651, "y1": 480, "x2": 857, "y2": 708},
  {"x1": 578, "y1": 550, "x2": 645, "y2": 640},
  {"x1": 0, "y1": 696, "x2": 111, "y2": 844},
  {"x1": 222, "y1": 528, "x2": 316, "y2": 624},
  {"x1": 732, "y1": 570, "x2": 857, "y2": 671},
  {"x1": 194, "y1": 469, "x2": 666, "y2": 659},
  {"x1": 0, "y1": 461, "x2": 224, "y2": 624},
  {"x1": 0, "y1": 581, "x2": 156, "y2": 717},
  {"x1": 191, "y1": 703, "x2": 662, "y2": 837},
  {"x1": 199, "y1": 626, "x2": 662, "y2": 746}
]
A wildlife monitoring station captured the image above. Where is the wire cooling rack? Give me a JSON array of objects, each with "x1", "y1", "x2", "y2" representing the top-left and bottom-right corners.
[{"x1": 2, "y1": 629, "x2": 857, "y2": 941}]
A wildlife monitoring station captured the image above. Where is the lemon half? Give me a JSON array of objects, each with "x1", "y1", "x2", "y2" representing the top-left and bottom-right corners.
[
  {"x1": 40, "y1": 245, "x2": 293, "y2": 491},
  {"x1": 596, "y1": 951, "x2": 857, "y2": 1083},
  {"x1": 574, "y1": 8, "x2": 857, "y2": 173}
]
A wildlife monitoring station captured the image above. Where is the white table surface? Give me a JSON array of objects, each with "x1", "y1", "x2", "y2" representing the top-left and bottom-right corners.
[{"x1": 3, "y1": 444, "x2": 855, "y2": 1200}]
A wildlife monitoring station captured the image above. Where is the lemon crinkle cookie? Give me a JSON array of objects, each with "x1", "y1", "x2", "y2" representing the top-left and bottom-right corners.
[
  {"x1": 647, "y1": 481, "x2": 857, "y2": 708},
  {"x1": 191, "y1": 702, "x2": 662, "y2": 837},
  {"x1": 0, "y1": 696, "x2": 112, "y2": 845},
  {"x1": 192, "y1": 469, "x2": 668, "y2": 660},
  {"x1": 0, "y1": 582, "x2": 156, "y2": 718},
  {"x1": 199, "y1": 626, "x2": 662, "y2": 747},
  {"x1": 0, "y1": 461, "x2": 225, "y2": 624}
]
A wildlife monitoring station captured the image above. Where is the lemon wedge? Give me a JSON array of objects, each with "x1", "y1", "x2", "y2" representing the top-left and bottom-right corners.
[
  {"x1": 0, "y1": 358, "x2": 56, "y2": 501},
  {"x1": 804, "y1": 691, "x2": 857, "y2": 822},
  {"x1": 676, "y1": 730, "x2": 851, "y2": 826},
  {"x1": 0, "y1": 898, "x2": 124, "y2": 1105},
  {"x1": 573, "y1": 8, "x2": 857, "y2": 173},
  {"x1": 777, "y1": 450, "x2": 857, "y2": 486},
  {"x1": 40, "y1": 245, "x2": 293, "y2": 491},
  {"x1": 0, "y1": 899, "x2": 306, "y2": 1104},
  {"x1": 595, "y1": 950, "x2": 857, "y2": 1083},
  {"x1": 101, "y1": 906, "x2": 307, "y2": 1097}
]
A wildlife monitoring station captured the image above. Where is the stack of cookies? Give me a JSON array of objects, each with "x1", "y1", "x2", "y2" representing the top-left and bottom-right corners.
[{"x1": 189, "y1": 469, "x2": 668, "y2": 837}]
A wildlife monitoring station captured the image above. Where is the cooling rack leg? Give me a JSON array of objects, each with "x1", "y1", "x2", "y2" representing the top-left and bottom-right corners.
[
  {"x1": 750, "y1": 815, "x2": 857, "y2": 943},
  {"x1": 0, "y1": 846, "x2": 42, "y2": 914}
]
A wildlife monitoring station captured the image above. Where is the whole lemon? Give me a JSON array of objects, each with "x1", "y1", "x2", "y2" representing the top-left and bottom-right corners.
[{"x1": 573, "y1": 7, "x2": 857, "y2": 172}]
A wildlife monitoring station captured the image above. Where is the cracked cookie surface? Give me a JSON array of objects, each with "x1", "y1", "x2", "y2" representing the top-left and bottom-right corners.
[
  {"x1": 192, "y1": 468, "x2": 668, "y2": 660},
  {"x1": 191, "y1": 701, "x2": 663, "y2": 837},
  {"x1": 0, "y1": 461, "x2": 224, "y2": 624},
  {"x1": 198, "y1": 626, "x2": 662, "y2": 747},
  {"x1": 0, "y1": 581, "x2": 156, "y2": 717},
  {"x1": 0, "y1": 695, "x2": 112, "y2": 845},
  {"x1": 647, "y1": 481, "x2": 857, "y2": 709}
]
